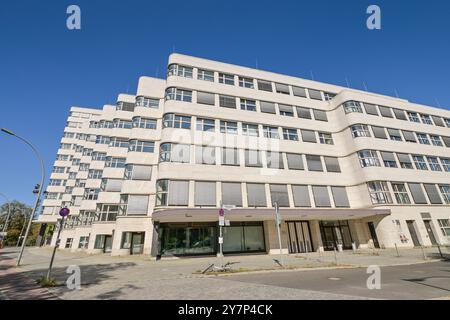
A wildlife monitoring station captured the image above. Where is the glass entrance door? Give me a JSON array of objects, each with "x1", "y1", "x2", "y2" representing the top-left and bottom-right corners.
[
  {"x1": 320, "y1": 221, "x2": 353, "y2": 251},
  {"x1": 104, "y1": 235, "x2": 113, "y2": 253},
  {"x1": 287, "y1": 221, "x2": 313, "y2": 253},
  {"x1": 131, "y1": 232, "x2": 144, "y2": 255}
]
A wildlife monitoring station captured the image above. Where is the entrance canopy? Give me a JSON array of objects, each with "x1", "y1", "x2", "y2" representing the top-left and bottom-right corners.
[{"x1": 152, "y1": 208, "x2": 391, "y2": 223}]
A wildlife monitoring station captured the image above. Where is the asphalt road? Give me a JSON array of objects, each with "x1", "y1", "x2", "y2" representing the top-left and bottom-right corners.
[{"x1": 223, "y1": 261, "x2": 450, "y2": 300}]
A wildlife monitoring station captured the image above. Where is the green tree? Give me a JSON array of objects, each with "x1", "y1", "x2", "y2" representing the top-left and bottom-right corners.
[{"x1": 0, "y1": 200, "x2": 33, "y2": 246}]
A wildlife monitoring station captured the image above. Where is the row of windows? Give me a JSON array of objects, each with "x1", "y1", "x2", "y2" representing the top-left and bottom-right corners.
[
  {"x1": 343, "y1": 101, "x2": 450, "y2": 129},
  {"x1": 351, "y1": 124, "x2": 450, "y2": 148},
  {"x1": 167, "y1": 64, "x2": 336, "y2": 102},
  {"x1": 156, "y1": 180, "x2": 349, "y2": 208},
  {"x1": 165, "y1": 87, "x2": 331, "y2": 121},
  {"x1": 358, "y1": 150, "x2": 450, "y2": 172},
  {"x1": 159, "y1": 143, "x2": 341, "y2": 172},
  {"x1": 162, "y1": 113, "x2": 334, "y2": 143},
  {"x1": 89, "y1": 117, "x2": 157, "y2": 129},
  {"x1": 115, "y1": 97, "x2": 159, "y2": 112},
  {"x1": 368, "y1": 181, "x2": 450, "y2": 206}
]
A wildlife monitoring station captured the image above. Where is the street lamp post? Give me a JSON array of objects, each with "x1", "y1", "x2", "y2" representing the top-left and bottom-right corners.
[
  {"x1": 274, "y1": 202, "x2": 284, "y2": 266},
  {"x1": 0, "y1": 192, "x2": 12, "y2": 247},
  {"x1": 46, "y1": 207, "x2": 70, "y2": 280},
  {"x1": 1, "y1": 128, "x2": 45, "y2": 266}
]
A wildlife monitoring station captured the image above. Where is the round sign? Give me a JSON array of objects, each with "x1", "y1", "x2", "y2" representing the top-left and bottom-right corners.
[
  {"x1": 59, "y1": 207, "x2": 70, "y2": 217},
  {"x1": 219, "y1": 208, "x2": 225, "y2": 217}
]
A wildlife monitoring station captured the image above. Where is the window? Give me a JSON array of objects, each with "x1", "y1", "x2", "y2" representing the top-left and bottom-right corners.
[
  {"x1": 363, "y1": 103, "x2": 379, "y2": 116},
  {"x1": 266, "y1": 152, "x2": 284, "y2": 169},
  {"x1": 114, "y1": 119, "x2": 132, "y2": 130},
  {"x1": 110, "y1": 137, "x2": 129, "y2": 148},
  {"x1": 195, "y1": 182, "x2": 216, "y2": 206},
  {"x1": 427, "y1": 157, "x2": 442, "y2": 171},
  {"x1": 195, "y1": 146, "x2": 216, "y2": 165},
  {"x1": 286, "y1": 154, "x2": 304, "y2": 170},
  {"x1": 313, "y1": 109, "x2": 328, "y2": 122},
  {"x1": 129, "y1": 140, "x2": 154, "y2": 153},
  {"x1": 368, "y1": 181, "x2": 392, "y2": 204},
  {"x1": 438, "y1": 219, "x2": 450, "y2": 236},
  {"x1": 397, "y1": 153, "x2": 413, "y2": 169},
  {"x1": 136, "y1": 96, "x2": 159, "y2": 108},
  {"x1": 247, "y1": 183, "x2": 266, "y2": 207},
  {"x1": 163, "y1": 114, "x2": 191, "y2": 129},
  {"x1": 292, "y1": 86, "x2": 307, "y2": 97},
  {"x1": 65, "y1": 238, "x2": 73, "y2": 249},
  {"x1": 318, "y1": 132, "x2": 333, "y2": 145},
  {"x1": 99, "y1": 120, "x2": 113, "y2": 128},
  {"x1": 222, "y1": 182, "x2": 242, "y2": 207},
  {"x1": 445, "y1": 119, "x2": 450, "y2": 128},
  {"x1": 53, "y1": 166, "x2": 66, "y2": 173},
  {"x1": 308, "y1": 89, "x2": 323, "y2": 101},
  {"x1": 240, "y1": 99, "x2": 256, "y2": 111},
  {"x1": 197, "y1": 92, "x2": 215, "y2": 105},
  {"x1": 257, "y1": 80, "x2": 272, "y2": 92},
  {"x1": 72, "y1": 159, "x2": 80, "y2": 166},
  {"x1": 239, "y1": 76, "x2": 254, "y2": 88},
  {"x1": 379, "y1": 106, "x2": 393, "y2": 118},
  {"x1": 343, "y1": 101, "x2": 362, "y2": 113},
  {"x1": 279, "y1": 104, "x2": 294, "y2": 117},
  {"x1": 387, "y1": 129, "x2": 402, "y2": 141},
  {"x1": 242, "y1": 123, "x2": 259, "y2": 137},
  {"x1": 430, "y1": 135, "x2": 443, "y2": 146},
  {"x1": 96, "y1": 135, "x2": 111, "y2": 145},
  {"x1": 83, "y1": 188, "x2": 99, "y2": 200},
  {"x1": 49, "y1": 179, "x2": 65, "y2": 186},
  {"x1": 306, "y1": 155, "x2": 323, "y2": 172},
  {"x1": 402, "y1": 130, "x2": 417, "y2": 143},
  {"x1": 78, "y1": 236, "x2": 89, "y2": 249},
  {"x1": 133, "y1": 117, "x2": 157, "y2": 129},
  {"x1": 372, "y1": 126, "x2": 387, "y2": 139},
  {"x1": 116, "y1": 102, "x2": 135, "y2": 112},
  {"x1": 219, "y1": 95, "x2": 236, "y2": 108},
  {"x1": 381, "y1": 152, "x2": 398, "y2": 168},
  {"x1": 439, "y1": 185, "x2": 450, "y2": 204},
  {"x1": 441, "y1": 158, "x2": 450, "y2": 172},
  {"x1": 331, "y1": 187, "x2": 350, "y2": 207},
  {"x1": 301, "y1": 130, "x2": 316, "y2": 143},
  {"x1": 391, "y1": 183, "x2": 411, "y2": 204},
  {"x1": 100, "y1": 178, "x2": 123, "y2": 192},
  {"x1": 408, "y1": 183, "x2": 428, "y2": 204},
  {"x1": 282, "y1": 128, "x2": 298, "y2": 141},
  {"x1": 408, "y1": 112, "x2": 420, "y2": 123},
  {"x1": 222, "y1": 148, "x2": 239, "y2": 166},
  {"x1": 443, "y1": 136, "x2": 450, "y2": 147},
  {"x1": 165, "y1": 87, "x2": 192, "y2": 102},
  {"x1": 159, "y1": 143, "x2": 190, "y2": 163},
  {"x1": 263, "y1": 126, "x2": 279, "y2": 139},
  {"x1": 105, "y1": 157, "x2": 126, "y2": 168},
  {"x1": 420, "y1": 114, "x2": 433, "y2": 125},
  {"x1": 220, "y1": 121, "x2": 238, "y2": 134},
  {"x1": 270, "y1": 185, "x2": 289, "y2": 207},
  {"x1": 121, "y1": 195, "x2": 149, "y2": 215},
  {"x1": 324, "y1": 157, "x2": 341, "y2": 173},
  {"x1": 197, "y1": 69, "x2": 214, "y2": 82},
  {"x1": 260, "y1": 101, "x2": 276, "y2": 114},
  {"x1": 417, "y1": 133, "x2": 430, "y2": 145},
  {"x1": 167, "y1": 64, "x2": 193, "y2": 78},
  {"x1": 60, "y1": 143, "x2": 72, "y2": 150},
  {"x1": 218, "y1": 73, "x2": 235, "y2": 85},
  {"x1": 312, "y1": 186, "x2": 331, "y2": 207},
  {"x1": 358, "y1": 150, "x2": 380, "y2": 167},
  {"x1": 196, "y1": 118, "x2": 215, "y2": 132},
  {"x1": 292, "y1": 185, "x2": 311, "y2": 207},
  {"x1": 424, "y1": 184, "x2": 442, "y2": 204},
  {"x1": 82, "y1": 148, "x2": 93, "y2": 156},
  {"x1": 124, "y1": 164, "x2": 153, "y2": 180},
  {"x1": 88, "y1": 170, "x2": 102, "y2": 179},
  {"x1": 323, "y1": 92, "x2": 336, "y2": 101},
  {"x1": 92, "y1": 152, "x2": 107, "y2": 161},
  {"x1": 245, "y1": 150, "x2": 262, "y2": 167},
  {"x1": 393, "y1": 109, "x2": 407, "y2": 120},
  {"x1": 296, "y1": 107, "x2": 311, "y2": 119},
  {"x1": 275, "y1": 83, "x2": 290, "y2": 95},
  {"x1": 413, "y1": 155, "x2": 428, "y2": 170},
  {"x1": 351, "y1": 124, "x2": 371, "y2": 138}
]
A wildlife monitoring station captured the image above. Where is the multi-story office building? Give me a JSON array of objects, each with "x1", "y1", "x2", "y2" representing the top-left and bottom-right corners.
[{"x1": 38, "y1": 54, "x2": 450, "y2": 257}]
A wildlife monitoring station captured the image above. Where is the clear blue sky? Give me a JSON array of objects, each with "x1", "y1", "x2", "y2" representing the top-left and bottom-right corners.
[{"x1": 0, "y1": 0, "x2": 449, "y2": 206}]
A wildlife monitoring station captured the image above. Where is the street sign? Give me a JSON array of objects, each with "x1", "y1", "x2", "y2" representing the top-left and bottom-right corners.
[
  {"x1": 219, "y1": 216, "x2": 225, "y2": 226},
  {"x1": 59, "y1": 207, "x2": 70, "y2": 217},
  {"x1": 219, "y1": 208, "x2": 225, "y2": 217},
  {"x1": 218, "y1": 237, "x2": 223, "y2": 244}
]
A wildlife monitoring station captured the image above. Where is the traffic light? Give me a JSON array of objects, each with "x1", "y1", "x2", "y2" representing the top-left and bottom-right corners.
[{"x1": 33, "y1": 184, "x2": 41, "y2": 194}]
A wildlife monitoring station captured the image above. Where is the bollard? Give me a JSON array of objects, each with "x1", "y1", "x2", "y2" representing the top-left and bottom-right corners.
[{"x1": 395, "y1": 243, "x2": 400, "y2": 257}]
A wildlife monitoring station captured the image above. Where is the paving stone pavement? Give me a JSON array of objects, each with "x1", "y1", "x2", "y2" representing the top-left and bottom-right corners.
[{"x1": 1, "y1": 246, "x2": 448, "y2": 300}]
